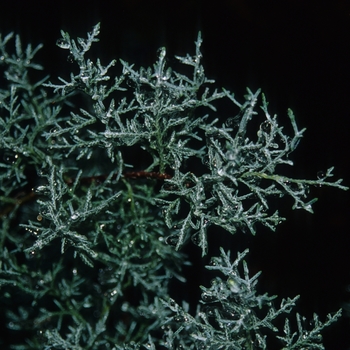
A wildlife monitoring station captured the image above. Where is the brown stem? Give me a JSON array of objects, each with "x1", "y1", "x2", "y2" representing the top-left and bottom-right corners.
[{"x1": 0, "y1": 171, "x2": 172, "y2": 218}]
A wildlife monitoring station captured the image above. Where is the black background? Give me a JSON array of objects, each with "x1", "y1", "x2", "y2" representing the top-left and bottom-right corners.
[{"x1": 1, "y1": 0, "x2": 349, "y2": 348}]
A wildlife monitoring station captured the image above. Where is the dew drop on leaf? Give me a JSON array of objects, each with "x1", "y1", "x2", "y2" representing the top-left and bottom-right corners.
[
  {"x1": 225, "y1": 115, "x2": 240, "y2": 127},
  {"x1": 317, "y1": 170, "x2": 326, "y2": 179},
  {"x1": 168, "y1": 298, "x2": 176, "y2": 307},
  {"x1": 217, "y1": 168, "x2": 224, "y2": 176},
  {"x1": 165, "y1": 234, "x2": 179, "y2": 246},
  {"x1": 67, "y1": 54, "x2": 74, "y2": 63},
  {"x1": 80, "y1": 71, "x2": 89, "y2": 83},
  {"x1": 83, "y1": 296, "x2": 93, "y2": 308},
  {"x1": 191, "y1": 232, "x2": 201, "y2": 245},
  {"x1": 7, "y1": 322, "x2": 16, "y2": 330},
  {"x1": 174, "y1": 315, "x2": 184, "y2": 322},
  {"x1": 2, "y1": 151, "x2": 18, "y2": 164},
  {"x1": 209, "y1": 258, "x2": 216, "y2": 266},
  {"x1": 260, "y1": 120, "x2": 272, "y2": 133},
  {"x1": 202, "y1": 155, "x2": 209, "y2": 166},
  {"x1": 201, "y1": 292, "x2": 215, "y2": 302},
  {"x1": 56, "y1": 38, "x2": 70, "y2": 49},
  {"x1": 71, "y1": 212, "x2": 80, "y2": 221},
  {"x1": 121, "y1": 302, "x2": 129, "y2": 312}
]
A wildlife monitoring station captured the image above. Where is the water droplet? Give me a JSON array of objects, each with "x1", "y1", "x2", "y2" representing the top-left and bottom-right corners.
[
  {"x1": 201, "y1": 155, "x2": 210, "y2": 167},
  {"x1": 7, "y1": 322, "x2": 17, "y2": 330},
  {"x1": 3, "y1": 151, "x2": 18, "y2": 164},
  {"x1": 71, "y1": 212, "x2": 80, "y2": 221},
  {"x1": 109, "y1": 289, "x2": 118, "y2": 302},
  {"x1": 106, "y1": 108, "x2": 113, "y2": 119},
  {"x1": 83, "y1": 296, "x2": 93, "y2": 308},
  {"x1": 162, "y1": 67, "x2": 172, "y2": 81},
  {"x1": 209, "y1": 258, "x2": 216, "y2": 266},
  {"x1": 80, "y1": 71, "x2": 89, "y2": 83},
  {"x1": 227, "y1": 277, "x2": 240, "y2": 293},
  {"x1": 34, "y1": 185, "x2": 49, "y2": 195},
  {"x1": 191, "y1": 232, "x2": 201, "y2": 245},
  {"x1": 165, "y1": 234, "x2": 179, "y2": 247},
  {"x1": 317, "y1": 170, "x2": 326, "y2": 179},
  {"x1": 168, "y1": 298, "x2": 176, "y2": 308},
  {"x1": 201, "y1": 292, "x2": 215, "y2": 302},
  {"x1": 260, "y1": 120, "x2": 272, "y2": 133},
  {"x1": 121, "y1": 302, "x2": 129, "y2": 312},
  {"x1": 56, "y1": 38, "x2": 70, "y2": 49},
  {"x1": 225, "y1": 115, "x2": 240, "y2": 127},
  {"x1": 72, "y1": 268, "x2": 77, "y2": 276},
  {"x1": 67, "y1": 54, "x2": 74, "y2": 63}
]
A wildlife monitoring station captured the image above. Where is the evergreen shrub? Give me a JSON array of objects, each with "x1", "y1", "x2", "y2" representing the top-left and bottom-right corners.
[{"x1": 0, "y1": 23, "x2": 347, "y2": 349}]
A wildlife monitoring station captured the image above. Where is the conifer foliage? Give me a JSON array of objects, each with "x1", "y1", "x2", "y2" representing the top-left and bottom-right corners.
[{"x1": 0, "y1": 23, "x2": 347, "y2": 349}]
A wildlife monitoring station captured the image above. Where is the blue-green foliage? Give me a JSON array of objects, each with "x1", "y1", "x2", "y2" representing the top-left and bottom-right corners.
[{"x1": 0, "y1": 23, "x2": 347, "y2": 349}]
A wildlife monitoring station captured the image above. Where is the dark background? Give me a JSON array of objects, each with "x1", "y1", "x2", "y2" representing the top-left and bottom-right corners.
[{"x1": 1, "y1": 0, "x2": 349, "y2": 348}]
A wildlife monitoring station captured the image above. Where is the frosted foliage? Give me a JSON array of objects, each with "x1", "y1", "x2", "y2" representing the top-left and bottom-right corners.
[{"x1": 0, "y1": 23, "x2": 346, "y2": 349}]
